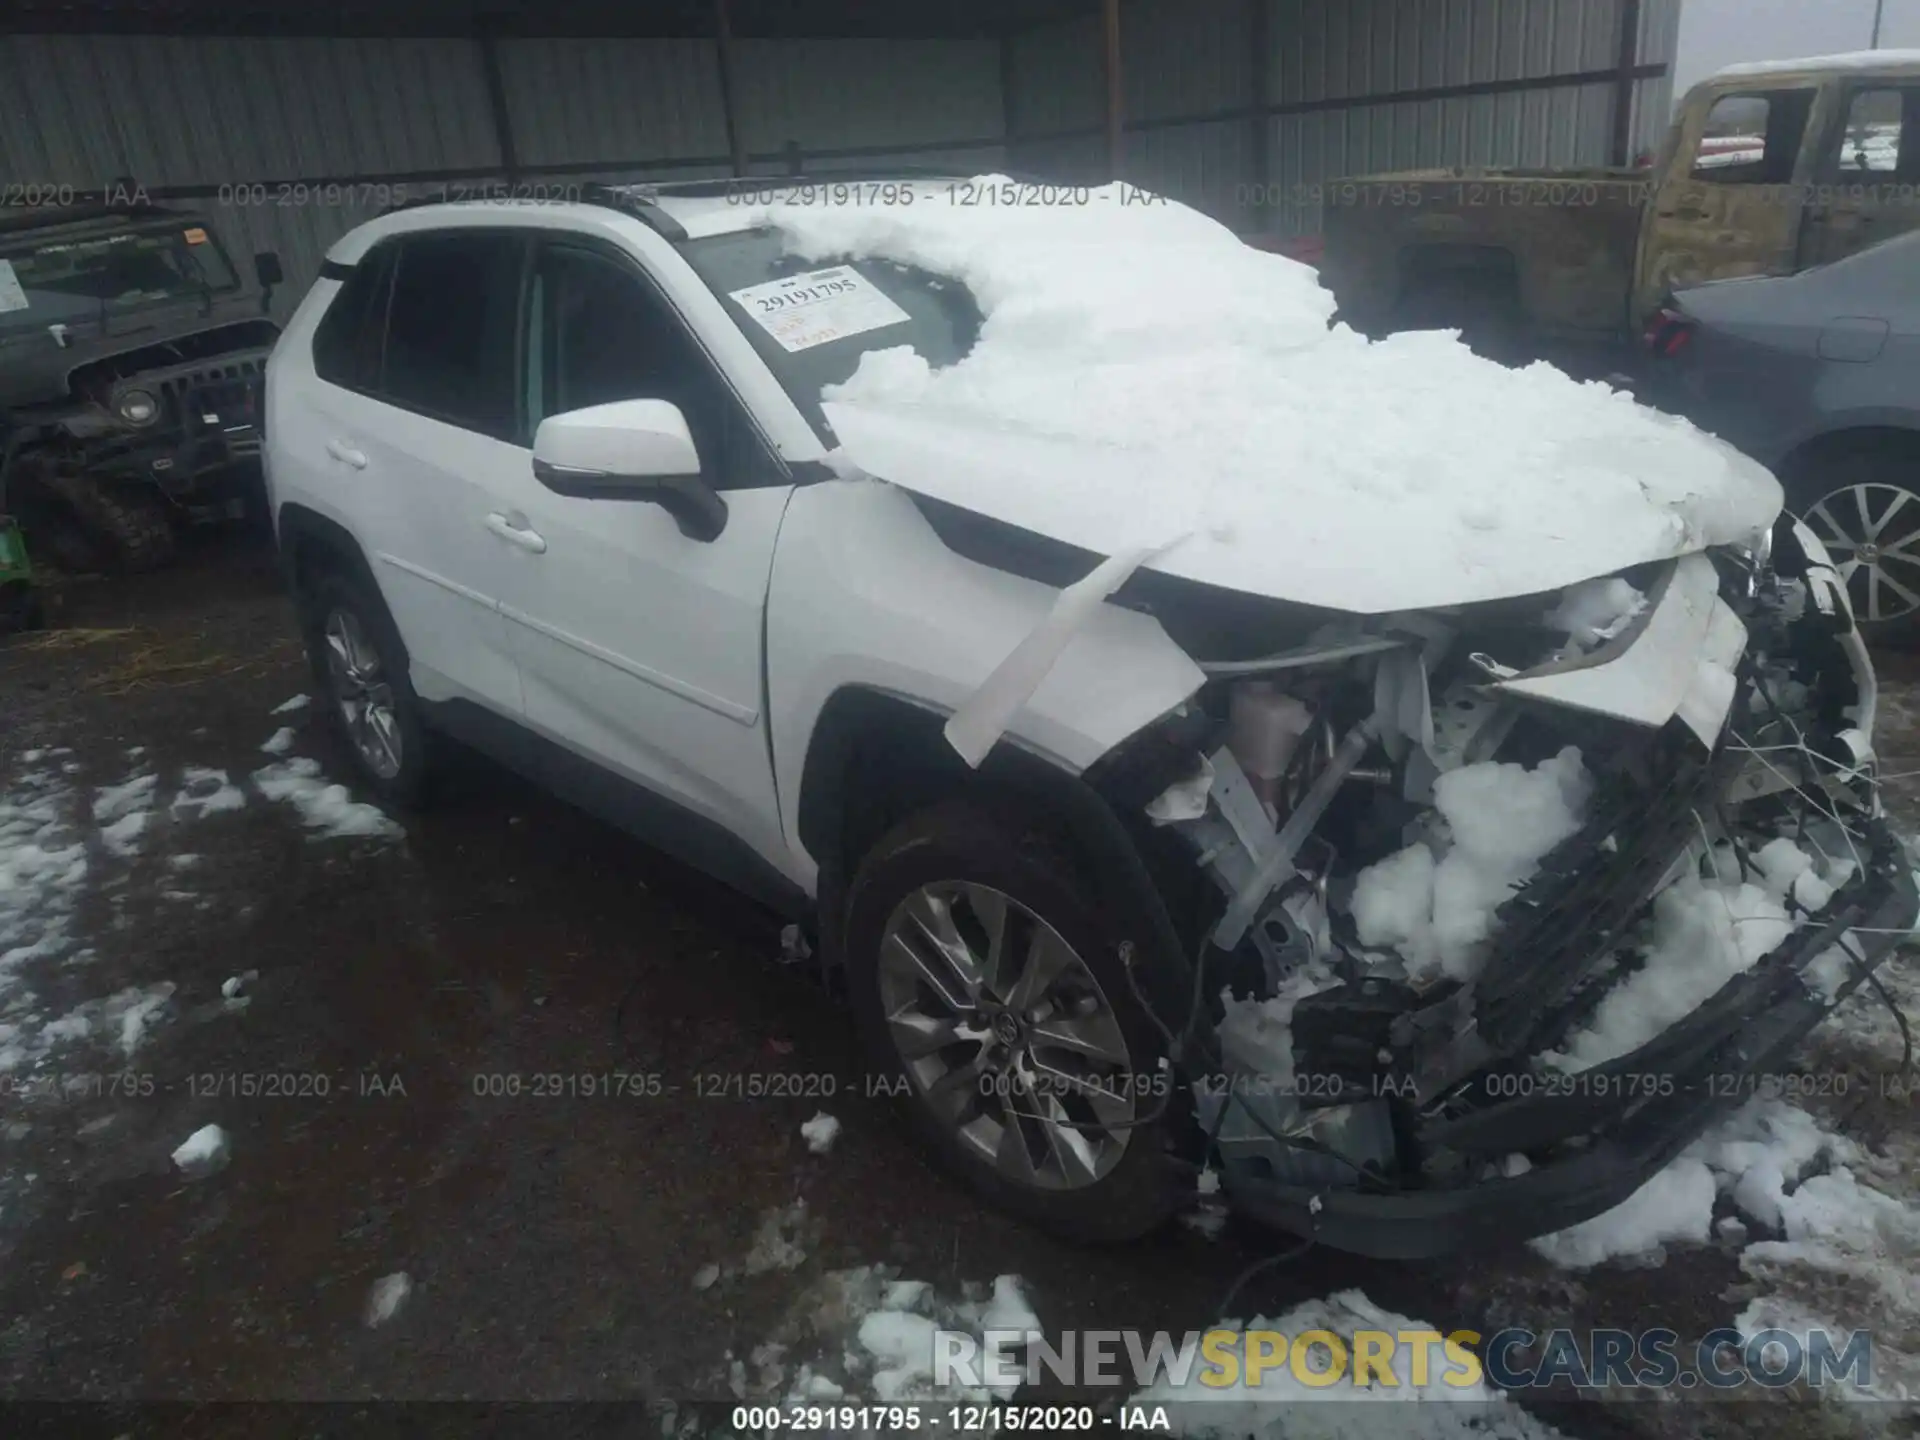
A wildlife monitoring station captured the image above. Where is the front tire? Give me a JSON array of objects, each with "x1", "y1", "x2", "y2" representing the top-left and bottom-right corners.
[
  {"x1": 298, "y1": 569, "x2": 433, "y2": 808},
  {"x1": 843, "y1": 800, "x2": 1182, "y2": 1243}
]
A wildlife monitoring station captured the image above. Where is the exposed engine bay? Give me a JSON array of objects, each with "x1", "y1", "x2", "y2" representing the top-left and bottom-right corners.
[{"x1": 1124, "y1": 516, "x2": 1915, "y2": 1257}]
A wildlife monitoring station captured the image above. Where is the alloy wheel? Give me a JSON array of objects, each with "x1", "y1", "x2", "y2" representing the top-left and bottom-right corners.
[
  {"x1": 1803, "y1": 482, "x2": 1920, "y2": 624},
  {"x1": 876, "y1": 881, "x2": 1135, "y2": 1190},
  {"x1": 323, "y1": 607, "x2": 404, "y2": 780}
]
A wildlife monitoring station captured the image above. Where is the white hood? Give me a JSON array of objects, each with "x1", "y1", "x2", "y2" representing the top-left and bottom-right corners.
[{"x1": 750, "y1": 179, "x2": 1783, "y2": 615}]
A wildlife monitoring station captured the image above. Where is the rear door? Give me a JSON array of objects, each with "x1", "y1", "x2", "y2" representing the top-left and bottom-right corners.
[
  {"x1": 1635, "y1": 82, "x2": 1824, "y2": 325},
  {"x1": 311, "y1": 230, "x2": 532, "y2": 716},
  {"x1": 495, "y1": 236, "x2": 793, "y2": 872},
  {"x1": 1801, "y1": 80, "x2": 1920, "y2": 266}
]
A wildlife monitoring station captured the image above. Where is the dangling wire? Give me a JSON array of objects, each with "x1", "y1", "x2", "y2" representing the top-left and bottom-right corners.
[{"x1": 1215, "y1": 1234, "x2": 1317, "y2": 1323}]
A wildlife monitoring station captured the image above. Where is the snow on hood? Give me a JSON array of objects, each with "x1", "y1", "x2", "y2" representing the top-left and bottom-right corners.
[{"x1": 749, "y1": 178, "x2": 1781, "y2": 615}]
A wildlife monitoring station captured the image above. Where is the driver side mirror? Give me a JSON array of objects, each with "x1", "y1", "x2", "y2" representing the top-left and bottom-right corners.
[{"x1": 531, "y1": 399, "x2": 728, "y2": 542}]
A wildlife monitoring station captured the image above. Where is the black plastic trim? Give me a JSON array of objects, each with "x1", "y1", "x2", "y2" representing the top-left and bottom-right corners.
[
  {"x1": 1223, "y1": 824, "x2": 1918, "y2": 1259},
  {"x1": 421, "y1": 697, "x2": 810, "y2": 918}
]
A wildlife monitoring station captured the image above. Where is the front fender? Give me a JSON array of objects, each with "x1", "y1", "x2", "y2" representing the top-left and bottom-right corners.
[{"x1": 767, "y1": 478, "x2": 1205, "y2": 872}]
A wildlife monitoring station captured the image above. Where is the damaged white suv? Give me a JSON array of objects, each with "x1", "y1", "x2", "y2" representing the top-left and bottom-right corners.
[{"x1": 263, "y1": 177, "x2": 1915, "y2": 1257}]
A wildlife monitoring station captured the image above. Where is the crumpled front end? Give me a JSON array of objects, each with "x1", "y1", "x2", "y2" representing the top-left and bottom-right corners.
[{"x1": 1126, "y1": 517, "x2": 1915, "y2": 1259}]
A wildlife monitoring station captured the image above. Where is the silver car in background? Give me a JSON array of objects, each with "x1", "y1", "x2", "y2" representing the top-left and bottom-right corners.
[{"x1": 1647, "y1": 229, "x2": 1920, "y2": 638}]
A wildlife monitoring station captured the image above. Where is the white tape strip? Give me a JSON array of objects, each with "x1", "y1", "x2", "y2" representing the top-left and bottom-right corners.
[{"x1": 943, "y1": 538, "x2": 1181, "y2": 768}]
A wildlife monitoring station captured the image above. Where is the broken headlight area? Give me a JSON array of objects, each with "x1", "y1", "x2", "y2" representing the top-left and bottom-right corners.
[{"x1": 1125, "y1": 519, "x2": 1914, "y2": 1258}]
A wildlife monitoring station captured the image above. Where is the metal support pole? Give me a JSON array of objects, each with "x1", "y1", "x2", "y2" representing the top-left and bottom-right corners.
[
  {"x1": 1103, "y1": 0, "x2": 1123, "y2": 183},
  {"x1": 1000, "y1": 29, "x2": 1020, "y2": 169},
  {"x1": 477, "y1": 28, "x2": 520, "y2": 183},
  {"x1": 1248, "y1": 0, "x2": 1271, "y2": 229},
  {"x1": 714, "y1": 0, "x2": 749, "y2": 178},
  {"x1": 1872, "y1": 0, "x2": 1887, "y2": 48},
  {"x1": 1609, "y1": 0, "x2": 1642, "y2": 167}
]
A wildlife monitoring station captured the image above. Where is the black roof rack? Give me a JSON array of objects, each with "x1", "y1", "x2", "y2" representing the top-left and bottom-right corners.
[
  {"x1": 625, "y1": 167, "x2": 970, "y2": 199},
  {"x1": 374, "y1": 163, "x2": 1045, "y2": 242},
  {"x1": 378, "y1": 181, "x2": 687, "y2": 242}
]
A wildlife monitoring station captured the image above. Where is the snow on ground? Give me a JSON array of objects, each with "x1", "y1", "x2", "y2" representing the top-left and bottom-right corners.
[
  {"x1": 741, "y1": 1200, "x2": 813, "y2": 1276},
  {"x1": 0, "y1": 755, "x2": 94, "y2": 1073},
  {"x1": 1527, "y1": 1097, "x2": 1920, "y2": 1400},
  {"x1": 253, "y1": 757, "x2": 401, "y2": 840},
  {"x1": 799, "y1": 1111, "x2": 841, "y2": 1154},
  {"x1": 729, "y1": 1263, "x2": 1039, "y2": 1412},
  {"x1": 170, "y1": 766, "x2": 246, "y2": 819},
  {"x1": 171, "y1": 1122, "x2": 229, "y2": 1178},
  {"x1": 260, "y1": 727, "x2": 296, "y2": 756},
  {"x1": 1, "y1": 734, "x2": 395, "y2": 1099},
  {"x1": 729, "y1": 180, "x2": 1778, "y2": 615},
  {"x1": 91, "y1": 773, "x2": 157, "y2": 826},
  {"x1": 1349, "y1": 748, "x2": 1591, "y2": 982},
  {"x1": 1527, "y1": 1160, "x2": 1718, "y2": 1270},
  {"x1": 1131, "y1": 1290, "x2": 1567, "y2": 1439},
  {"x1": 270, "y1": 693, "x2": 310, "y2": 714},
  {"x1": 365, "y1": 1272, "x2": 412, "y2": 1328}
]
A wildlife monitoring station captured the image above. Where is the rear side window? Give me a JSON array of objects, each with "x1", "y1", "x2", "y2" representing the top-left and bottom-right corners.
[
  {"x1": 381, "y1": 232, "x2": 525, "y2": 440},
  {"x1": 311, "y1": 244, "x2": 395, "y2": 391},
  {"x1": 1690, "y1": 90, "x2": 1815, "y2": 185},
  {"x1": 1829, "y1": 87, "x2": 1919, "y2": 178}
]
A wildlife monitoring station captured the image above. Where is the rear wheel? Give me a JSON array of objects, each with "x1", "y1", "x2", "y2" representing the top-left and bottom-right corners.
[
  {"x1": 843, "y1": 800, "x2": 1182, "y2": 1242},
  {"x1": 297, "y1": 569, "x2": 434, "y2": 807},
  {"x1": 1788, "y1": 441, "x2": 1920, "y2": 642}
]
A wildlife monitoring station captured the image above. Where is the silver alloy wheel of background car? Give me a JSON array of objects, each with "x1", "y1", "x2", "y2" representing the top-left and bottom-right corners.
[
  {"x1": 877, "y1": 881, "x2": 1135, "y2": 1190},
  {"x1": 1803, "y1": 482, "x2": 1920, "y2": 624},
  {"x1": 323, "y1": 607, "x2": 404, "y2": 781}
]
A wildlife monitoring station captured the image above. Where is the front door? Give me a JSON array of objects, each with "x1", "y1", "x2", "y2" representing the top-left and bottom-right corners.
[
  {"x1": 1635, "y1": 81, "x2": 1824, "y2": 326},
  {"x1": 496, "y1": 237, "x2": 794, "y2": 875}
]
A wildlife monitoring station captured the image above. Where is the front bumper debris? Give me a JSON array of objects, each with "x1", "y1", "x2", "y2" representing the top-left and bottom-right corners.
[
  {"x1": 1221, "y1": 821, "x2": 1914, "y2": 1259},
  {"x1": 1136, "y1": 517, "x2": 1914, "y2": 1258}
]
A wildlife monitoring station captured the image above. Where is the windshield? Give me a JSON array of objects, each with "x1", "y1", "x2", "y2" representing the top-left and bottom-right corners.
[
  {"x1": 0, "y1": 223, "x2": 240, "y2": 333},
  {"x1": 681, "y1": 228, "x2": 980, "y2": 432}
]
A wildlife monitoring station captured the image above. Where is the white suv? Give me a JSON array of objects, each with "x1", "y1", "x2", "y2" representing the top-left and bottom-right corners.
[{"x1": 264, "y1": 179, "x2": 1913, "y2": 1258}]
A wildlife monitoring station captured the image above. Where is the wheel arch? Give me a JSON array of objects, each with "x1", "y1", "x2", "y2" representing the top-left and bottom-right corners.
[
  {"x1": 1776, "y1": 423, "x2": 1920, "y2": 499},
  {"x1": 795, "y1": 683, "x2": 1196, "y2": 1017},
  {"x1": 276, "y1": 501, "x2": 382, "y2": 608}
]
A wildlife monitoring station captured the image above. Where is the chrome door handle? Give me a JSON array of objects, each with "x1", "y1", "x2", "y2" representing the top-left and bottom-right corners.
[
  {"x1": 484, "y1": 512, "x2": 547, "y2": 554},
  {"x1": 325, "y1": 439, "x2": 368, "y2": 469}
]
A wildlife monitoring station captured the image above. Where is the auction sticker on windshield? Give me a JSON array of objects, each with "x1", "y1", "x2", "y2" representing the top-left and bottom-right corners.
[
  {"x1": 728, "y1": 267, "x2": 911, "y2": 352},
  {"x1": 0, "y1": 260, "x2": 27, "y2": 314}
]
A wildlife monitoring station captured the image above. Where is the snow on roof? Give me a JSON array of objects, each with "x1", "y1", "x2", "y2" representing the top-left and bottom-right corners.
[
  {"x1": 734, "y1": 178, "x2": 1780, "y2": 613},
  {"x1": 1712, "y1": 49, "x2": 1920, "y2": 81}
]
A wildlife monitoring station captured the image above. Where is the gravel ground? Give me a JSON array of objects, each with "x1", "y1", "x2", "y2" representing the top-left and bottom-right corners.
[{"x1": 1, "y1": 539, "x2": 1915, "y2": 1437}]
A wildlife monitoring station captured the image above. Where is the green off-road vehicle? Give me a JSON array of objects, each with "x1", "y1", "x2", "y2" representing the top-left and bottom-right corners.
[{"x1": 0, "y1": 200, "x2": 283, "y2": 573}]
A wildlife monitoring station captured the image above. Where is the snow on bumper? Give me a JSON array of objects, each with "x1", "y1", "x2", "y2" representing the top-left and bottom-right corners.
[
  {"x1": 1133, "y1": 521, "x2": 1914, "y2": 1258},
  {"x1": 1223, "y1": 838, "x2": 1915, "y2": 1260}
]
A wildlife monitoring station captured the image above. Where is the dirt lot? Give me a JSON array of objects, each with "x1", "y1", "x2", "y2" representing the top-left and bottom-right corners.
[{"x1": 2, "y1": 540, "x2": 1917, "y2": 1436}]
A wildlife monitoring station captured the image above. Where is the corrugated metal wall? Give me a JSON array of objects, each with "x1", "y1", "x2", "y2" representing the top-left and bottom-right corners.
[
  {"x1": 0, "y1": 34, "x2": 504, "y2": 311},
  {"x1": 0, "y1": 2, "x2": 1676, "y2": 308},
  {"x1": 0, "y1": 31, "x2": 1006, "y2": 312},
  {"x1": 1007, "y1": 0, "x2": 1679, "y2": 236}
]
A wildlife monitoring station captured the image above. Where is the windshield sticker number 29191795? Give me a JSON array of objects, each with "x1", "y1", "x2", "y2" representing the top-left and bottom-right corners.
[{"x1": 727, "y1": 266, "x2": 912, "y2": 353}]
